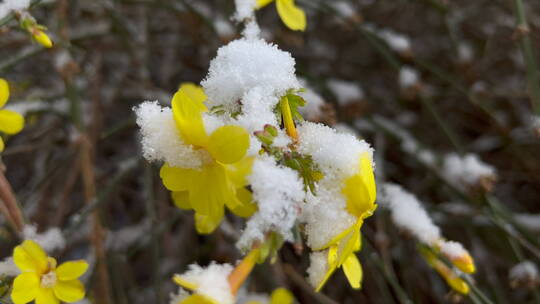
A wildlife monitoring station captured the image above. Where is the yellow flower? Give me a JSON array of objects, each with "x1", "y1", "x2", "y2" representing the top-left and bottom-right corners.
[
  {"x1": 256, "y1": 0, "x2": 307, "y2": 31},
  {"x1": 247, "y1": 287, "x2": 295, "y2": 304},
  {"x1": 160, "y1": 83, "x2": 256, "y2": 234},
  {"x1": 32, "y1": 30, "x2": 53, "y2": 48},
  {"x1": 435, "y1": 240, "x2": 476, "y2": 274},
  {"x1": 420, "y1": 247, "x2": 470, "y2": 295},
  {"x1": 0, "y1": 78, "x2": 25, "y2": 152},
  {"x1": 11, "y1": 240, "x2": 88, "y2": 304},
  {"x1": 313, "y1": 152, "x2": 377, "y2": 291}
]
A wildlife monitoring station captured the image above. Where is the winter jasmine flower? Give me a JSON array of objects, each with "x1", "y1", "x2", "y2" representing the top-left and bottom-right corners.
[{"x1": 11, "y1": 240, "x2": 88, "y2": 304}]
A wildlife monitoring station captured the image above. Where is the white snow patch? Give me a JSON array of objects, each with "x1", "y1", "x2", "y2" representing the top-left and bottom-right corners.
[
  {"x1": 202, "y1": 39, "x2": 299, "y2": 113},
  {"x1": 301, "y1": 179, "x2": 356, "y2": 250},
  {"x1": 327, "y1": 79, "x2": 364, "y2": 106},
  {"x1": 307, "y1": 251, "x2": 328, "y2": 288},
  {"x1": 237, "y1": 156, "x2": 305, "y2": 249},
  {"x1": 23, "y1": 225, "x2": 66, "y2": 253},
  {"x1": 509, "y1": 261, "x2": 538, "y2": 282},
  {"x1": 378, "y1": 183, "x2": 441, "y2": 244},
  {"x1": 176, "y1": 262, "x2": 234, "y2": 304},
  {"x1": 399, "y1": 66, "x2": 420, "y2": 89},
  {"x1": 133, "y1": 101, "x2": 208, "y2": 169},
  {"x1": 0, "y1": 0, "x2": 31, "y2": 20},
  {"x1": 296, "y1": 122, "x2": 373, "y2": 180},
  {"x1": 0, "y1": 257, "x2": 20, "y2": 277},
  {"x1": 234, "y1": 0, "x2": 257, "y2": 21},
  {"x1": 441, "y1": 153, "x2": 496, "y2": 190}
]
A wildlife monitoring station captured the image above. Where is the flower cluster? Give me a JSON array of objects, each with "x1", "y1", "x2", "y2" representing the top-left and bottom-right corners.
[{"x1": 134, "y1": 0, "x2": 376, "y2": 299}]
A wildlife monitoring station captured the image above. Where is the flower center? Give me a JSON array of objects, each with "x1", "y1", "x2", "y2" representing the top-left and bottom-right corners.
[{"x1": 40, "y1": 271, "x2": 57, "y2": 288}]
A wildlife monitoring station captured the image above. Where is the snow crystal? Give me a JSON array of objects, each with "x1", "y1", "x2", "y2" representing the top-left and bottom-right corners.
[
  {"x1": 307, "y1": 251, "x2": 328, "y2": 288},
  {"x1": 439, "y1": 240, "x2": 467, "y2": 260},
  {"x1": 242, "y1": 20, "x2": 261, "y2": 40},
  {"x1": 0, "y1": 0, "x2": 31, "y2": 20},
  {"x1": 176, "y1": 262, "x2": 234, "y2": 304},
  {"x1": 441, "y1": 153, "x2": 496, "y2": 190},
  {"x1": 234, "y1": 0, "x2": 257, "y2": 21},
  {"x1": 509, "y1": 261, "x2": 538, "y2": 282},
  {"x1": 234, "y1": 86, "x2": 280, "y2": 134},
  {"x1": 296, "y1": 121, "x2": 373, "y2": 180},
  {"x1": 301, "y1": 180, "x2": 356, "y2": 250},
  {"x1": 237, "y1": 156, "x2": 305, "y2": 249},
  {"x1": 133, "y1": 101, "x2": 208, "y2": 169},
  {"x1": 169, "y1": 288, "x2": 189, "y2": 304},
  {"x1": 202, "y1": 39, "x2": 299, "y2": 112},
  {"x1": 0, "y1": 257, "x2": 20, "y2": 277},
  {"x1": 23, "y1": 225, "x2": 66, "y2": 252},
  {"x1": 327, "y1": 79, "x2": 364, "y2": 106},
  {"x1": 333, "y1": 123, "x2": 357, "y2": 136},
  {"x1": 378, "y1": 183, "x2": 441, "y2": 244},
  {"x1": 399, "y1": 66, "x2": 420, "y2": 89}
]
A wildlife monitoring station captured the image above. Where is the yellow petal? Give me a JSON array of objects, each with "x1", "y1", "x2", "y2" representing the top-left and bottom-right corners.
[
  {"x1": 314, "y1": 249, "x2": 336, "y2": 292},
  {"x1": 35, "y1": 288, "x2": 59, "y2": 304},
  {"x1": 189, "y1": 163, "x2": 229, "y2": 215},
  {"x1": 11, "y1": 273, "x2": 39, "y2": 304},
  {"x1": 270, "y1": 288, "x2": 294, "y2": 304},
  {"x1": 0, "y1": 137, "x2": 4, "y2": 152},
  {"x1": 171, "y1": 89, "x2": 208, "y2": 147},
  {"x1": 335, "y1": 226, "x2": 361, "y2": 267},
  {"x1": 33, "y1": 30, "x2": 53, "y2": 48},
  {"x1": 195, "y1": 211, "x2": 223, "y2": 234},
  {"x1": 0, "y1": 78, "x2": 9, "y2": 108},
  {"x1": 447, "y1": 276, "x2": 470, "y2": 295},
  {"x1": 342, "y1": 153, "x2": 376, "y2": 218},
  {"x1": 172, "y1": 191, "x2": 192, "y2": 210},
  {"x1": 450, "y1": 252, "x2": 476, "y2": 274},
  {"x1": 256, "y1": 0, "x2": 274, "y2": 9},
  {"x1": 276, "y1": 0, "x2": 306, "y2": 31},
  {"x1": 228, "y1": 187, "x2": 257, "y2": 218},
  {"x1": 179, "y1": 83, "x2": 207, "y2": 104},
  {"x1": 56, "y1": 261, "x2": 88, "y2": 281},
  {"x1": 359, "y1": 153, "x2": 376, "y2": 203},
  {"x1": 180, "y1": 294, "x2": 218, "y2": 304},
  {"x1": 226, "y1": 157, "x2": 254, "y2": 188},
  {"x1": 0, "y1": 109, "x2": 24, "y2": 135},
  {"x1": 342, "y1": 254, "x2": 362, "y2": 289},
  {"x1": 207, "y1": 125, "x2": 250, "y2": 164},
  {"x1": 173, "y1": 274, "x2": 198, "y2": 291},
  {"x1": 13, "y1": 240, "x2": 48, "y2": 273},
  {"x1": 53, "y1": 280, "x2": 85, "y2": 303},
  {"x1": 160, "y1": 164, "x2": 194, "y2": 192},
  {"x1": 316, "y1": 223, "x2": 356, "y2": 251}
]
